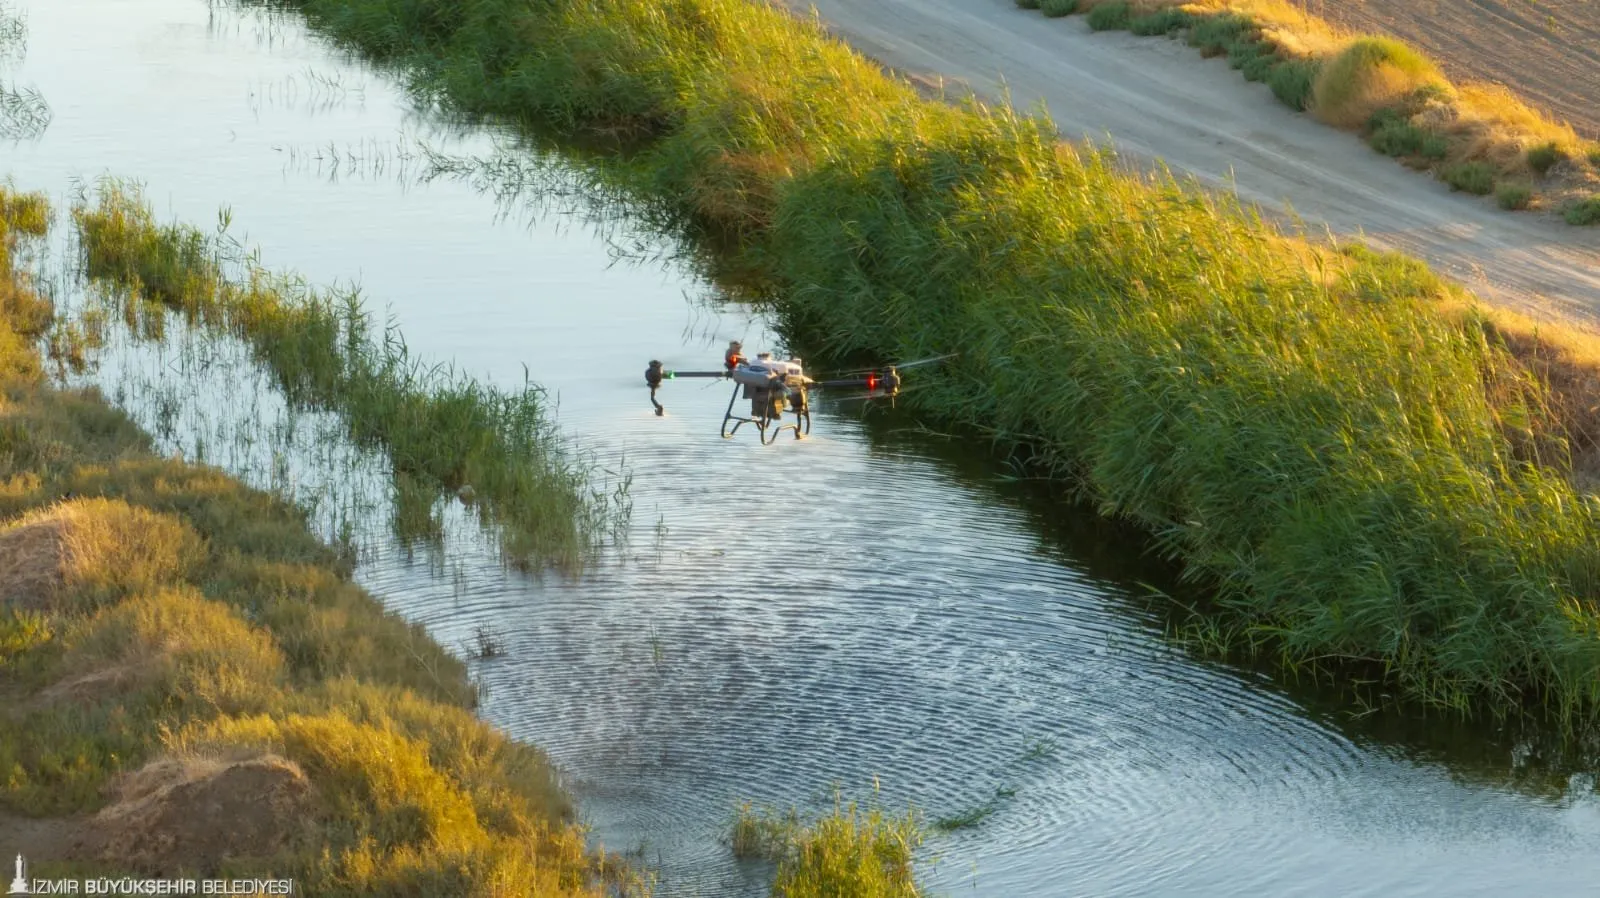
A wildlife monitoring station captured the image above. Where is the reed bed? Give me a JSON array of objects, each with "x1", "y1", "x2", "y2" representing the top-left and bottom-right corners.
[
  {"x1": 0, "y1": 185, "x2": 633, "y2": 893},
  {"x1": 1014, "y1": 0, "x2": 1600, "y2": 220},
  {"x1": 72, "y1": 179, "x2": 620, "y2": 573},
  {"x1": 247, "y1": 0, "x2": 1600, "y2": 724}
]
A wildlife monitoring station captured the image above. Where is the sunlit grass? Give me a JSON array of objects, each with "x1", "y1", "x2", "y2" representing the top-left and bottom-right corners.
[
  {"x1": 0, "y1": 185, "x2": 634, "y2": 892},
  {"x1": 733, "y1": 799, "x2": 922, "y2": 898}
]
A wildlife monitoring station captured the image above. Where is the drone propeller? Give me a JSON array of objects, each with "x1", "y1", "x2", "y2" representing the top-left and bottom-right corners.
[
  {"x1": 827, "y1": 382, "x2": 925, "y2": 406},
  {"x1": 836, "y1": 352, "x2": 957, "y2": 378}
]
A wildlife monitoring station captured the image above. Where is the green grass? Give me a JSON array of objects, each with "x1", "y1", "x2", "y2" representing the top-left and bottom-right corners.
[
  {"x1": 250, "y1": 0, "x2": 1600, "y2": 727},
  {"x1": 1496, "y1": 182, "x2": 1533, "y2": 211},
  {"x1": 1366, "y1": 111, "x2": 1447, "y2": 161},
  {"x1": 71, "y1": 180, "x2": 621, "y2": 573},
  {"x1": 1443, "y1": 161, "x2": 1496, "y2": 195},
  {"x1": 1527, "y1": 141, "x2": 1568, "y2": 176},
  {"x1": 1565, "y1": 196, "x2": 1600, "y2": 226},
  {"x1": 1130, "y1": 8, "x2": 1188, "y2": 36},
  {"x1": 0, "y1": 186, "x2": 629, "y2": 893},
  {"x1": 1085, "y1": 1, "x2": 1131, "y2": 31},
  {"x1": 733, "y1": 800, "x2": 922, "y2": 898},
  {"x1": 1014, "y1": 0, "x2": 1040, "y2": 7},
  {"x1": 1266, "y1": 57, "x2": 1320, "y2": 111},
  {"x1": 1588, "y1": 148, "x2": 1600, "y2": 168},
  {"x1": 1039, "y1": 0, "x2": 1077, "y2": 18}
]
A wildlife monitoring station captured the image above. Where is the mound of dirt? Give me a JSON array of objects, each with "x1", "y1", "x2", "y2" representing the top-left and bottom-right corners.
[{"x1": 82, "y1": 754, "x2": 314, "y2": 875}]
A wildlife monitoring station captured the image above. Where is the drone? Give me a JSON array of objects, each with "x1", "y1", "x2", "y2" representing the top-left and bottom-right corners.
[{"x1": 644, "y1": 341, "x2": 949, "y2": 445}]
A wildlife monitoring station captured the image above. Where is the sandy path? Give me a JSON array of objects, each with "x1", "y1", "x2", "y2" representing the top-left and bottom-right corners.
[
  {"x1": 1311, "y1": 0, "x2": 1600, "y2": 140},
  {"x1": 778, "y1": 0, "x2": 1600, "y2": 324}
]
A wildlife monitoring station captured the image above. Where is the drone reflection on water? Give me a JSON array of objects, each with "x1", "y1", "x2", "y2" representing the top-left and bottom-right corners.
[{"x1": 6, "y1": 0, "x2": 1600, "y2": 895}]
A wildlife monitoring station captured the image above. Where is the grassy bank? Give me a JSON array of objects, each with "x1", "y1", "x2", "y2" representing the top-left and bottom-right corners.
[
  {"x1": 0, "y1": 185, "x2": 637, "y2": 893},
  {"x1": 249, "y1": 0, "x2": 1600, "y2": 725},
  {"x1": 71, "y1": 179, "x2": 621, "y2": 572},
  {"x1": 1013, "y1": 0, "x2": 1600, "y2": 222}
]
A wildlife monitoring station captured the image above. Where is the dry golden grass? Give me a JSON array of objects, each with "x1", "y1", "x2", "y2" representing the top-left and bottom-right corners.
[{"x1": 0, "y1": 499, "x2": 203, "y2": 612}]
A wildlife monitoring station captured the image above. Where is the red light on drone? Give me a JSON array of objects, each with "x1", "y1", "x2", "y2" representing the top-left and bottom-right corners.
[{"x1": 866, "y1": 372, "x2": 879, "y2": 390}]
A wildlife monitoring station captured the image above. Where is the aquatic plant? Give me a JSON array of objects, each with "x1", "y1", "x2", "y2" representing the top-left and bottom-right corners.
[
  {"x1": 733, "y1": 799, "x2": 923, "y2": 898},
  {"x1": 72, "y1": 179, "x2": 621, "y2": 573}
]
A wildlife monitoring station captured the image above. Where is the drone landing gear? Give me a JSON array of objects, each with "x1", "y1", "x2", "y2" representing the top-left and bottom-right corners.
[{"x1": 720, "y1": 382, "x2": 811, "y2": 445}]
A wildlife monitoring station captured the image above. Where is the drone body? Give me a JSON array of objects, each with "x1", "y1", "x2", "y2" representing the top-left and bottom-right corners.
[{"x1": 645, "y1": 341, "x2": 917, "y2": 445}]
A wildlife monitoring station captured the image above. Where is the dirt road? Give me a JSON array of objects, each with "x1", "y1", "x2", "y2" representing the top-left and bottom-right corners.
[{"x1": 778, "y1": 0, "x2": 1600, "y2": 323}]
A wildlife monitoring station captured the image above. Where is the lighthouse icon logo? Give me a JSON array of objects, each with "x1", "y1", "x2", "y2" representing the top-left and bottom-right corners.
[{"x1": 6, "y1": 854, "x2": 26, "y2": 895}]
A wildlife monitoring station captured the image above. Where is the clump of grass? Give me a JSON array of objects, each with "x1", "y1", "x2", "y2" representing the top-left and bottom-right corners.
[
  {"x1": 1527, "y1": 141, "x2": 1568, "y2": 176},
  {"x1": 1442, "y1": 160, "x2": 1496, "y2": 195},
  {"x1": 1366, "y1": 110, "x2": 1445, "y2": 161},
  {"x1": 465, "y1": 623, "x2": 504, "y2": 660},
  {"x1": 1013, "y1": 0, "x2": 1040, "y2": 8},
  {"x1": 1187, "y1": 11, "x2": 1253, "y2": 58},
  {"x1": 1312, "y1": 36, "x2": 1445, "y2": 128},
  {"x1": 1496, "y1": 182, "x2": 1533, "y2": 211},
  {"x1": 1565, "y1": 196, "x2": 1600, "y2": 226},
  {"x1": 72, "y1": 180, "x2": 621, "y2": 574},
  {"x1": 1587, "y1": 148, "x2": 1600, "y2": 168},
  {"x1": 734, "y1": 800, "x2": 922, "y2": 898},
  {"x1": 1039, "y1": 0, "x2": 1077, "y2": 18},
  {"x1": 1086, "y1": 1, "x2": 1131, "y2": 31},
  {"x1": 1266, "y1": 57, "x2": 1320, "y2": 111},
  {"x1": 731, "y1": 802, "x2": 801, "y2": 860},
  {"x1": 1130, "y1": 8, "x2": 1188, "y2": 36}
]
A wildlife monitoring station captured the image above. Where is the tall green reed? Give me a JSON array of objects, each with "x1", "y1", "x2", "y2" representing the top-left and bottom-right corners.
[{"x1": 73, "y1": 179, "x2": 618, "y2": 573}]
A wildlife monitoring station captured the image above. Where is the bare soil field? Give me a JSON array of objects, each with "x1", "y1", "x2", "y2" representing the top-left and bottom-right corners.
[
  {"x1": 777, "y1": 0, "x2": 1600, "y2": 322},
  {"x1": 1308, "y1": 0, "x2": 1600, "y2": 139}
]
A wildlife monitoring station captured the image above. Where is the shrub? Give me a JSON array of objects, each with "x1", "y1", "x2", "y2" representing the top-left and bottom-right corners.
[
  {"x1": 1014, "y1": 0, "x2": 1040, "y2": 8},
  {"x1": 1313, "y1": 37, "x2": 1446, "y2": 128},
  {"x1": 1086, "y1": 1, "x2": 1131, "y2": 31},
  {"x1": 1267, "y1": 58, "x2": 1320, "y2": 112},
  {"x1": 1186, "y1": 11, "x2": 1253, "y2": 57},
  {"x1": 1368, "y1": 115, "x2": 1424, "y2": 157},
  {"x1": 1442, "y1": 161, "x2": 1495, "y2": 195},
  {"x1": 1495, "y1": 183, "x2": 1533, "y2": 210},
  {"x1": 1129, "y1": 8, "x2": 1188, "y2": 36},
  {"x1": 1526, "y1": 141, "x2": 1567, "y2": 176},
  {"x1": 1587, "y1": 148, "x2": 1600, "y2": 168},
  {"x1": 1566, "y1": 196, "x2": 1600, "y2": 226},
  {"x1": 1040, "y1": 0, "x2": 1076, "y2": 17}
]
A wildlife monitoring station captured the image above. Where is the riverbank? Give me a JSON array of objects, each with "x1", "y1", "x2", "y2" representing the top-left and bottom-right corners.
[
  {"x1": 258, "y1": 0, "x2": 1600, "y2": 725},
  {"x1": 0, "y1": 185, "x2": 635, "y2": 892}
]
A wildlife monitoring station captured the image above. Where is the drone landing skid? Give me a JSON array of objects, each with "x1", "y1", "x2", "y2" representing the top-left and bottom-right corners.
[{"x1": 720, "y1": 381, "x2": 811, "y2": 445}]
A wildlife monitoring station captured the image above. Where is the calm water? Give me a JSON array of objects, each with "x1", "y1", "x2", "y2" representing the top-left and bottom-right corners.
[{"x1": 4, "y1": 1, "x2": 1599, "y2": 895}]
